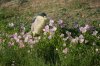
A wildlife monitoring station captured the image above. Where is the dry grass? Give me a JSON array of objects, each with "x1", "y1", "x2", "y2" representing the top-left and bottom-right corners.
[{"x1": 0, "y1": 0, "x2": 100, "y2": 21}]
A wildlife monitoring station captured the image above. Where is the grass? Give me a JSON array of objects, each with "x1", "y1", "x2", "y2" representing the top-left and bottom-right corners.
[{"x1": 0, "y1": 0, "x2": 100, "y2": 66}]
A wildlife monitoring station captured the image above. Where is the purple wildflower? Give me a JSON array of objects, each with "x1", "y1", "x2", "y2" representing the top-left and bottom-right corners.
[{"x1": 43, "y1": 25, "x2": 49, "y2": 32}]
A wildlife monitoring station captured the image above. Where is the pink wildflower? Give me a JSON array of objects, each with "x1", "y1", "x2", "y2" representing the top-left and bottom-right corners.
[{"x1": 84, "y1": 24, "x2": 90, "y2": 30}]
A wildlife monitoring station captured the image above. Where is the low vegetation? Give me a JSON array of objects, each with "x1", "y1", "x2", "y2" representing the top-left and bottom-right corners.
[{"x1": 0, "y1": 0, "x2": 100, "y2": 66}]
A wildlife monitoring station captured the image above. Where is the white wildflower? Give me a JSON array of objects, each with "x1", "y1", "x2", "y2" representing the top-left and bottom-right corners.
[
  {"x1": 60, "y1": 34, "x2": 64, "y2": 37},
  {"x1": 85, "y1": 40, "x2": 88, "y2": 43},
  {"x1": 63, "y1": 37, "x2": 68, "y2": 41},
  {"x1": 56, "y1": 48, "x2": 58, "y2": 51},
  {"x1": 49, "y1": 19, "x2": 54, "y2": 26},
  {"x1": 79, "y1": 27, "x2": 87, "y2": 33},
  {"x1": 8, "y1": 23, "x2": 14, "y2": 27},
  {"x1": 95, "y1": 48, "x2": 99, "y2": 52},
  {"x1": 93, "y1": 42, "x2": 96, "y2": 46},
  {"x1": 79, "y1": 34, "x2": 84, "y2": 43},
  {"x1": 71, "y1": 37, "x2": 79, "y2": 44},
  {"x1": 92, "y1": 30, "x2": 98, "y2": 36},
  {"x1": 66, "y1": 31, "x2": 71, "y2": 36},
  {"x1": 63, "y1": 48, "x2": 68, "y2": 54},
  {"x1": 27, "y1": 50, "x2": 31, "y2": 53},
  {"x1": 79, "y1": 39, "x2": 84, "y2": 43},
  {"x1": 24, "y1": 36, "x2": 29, "y2": 42},
  {"x1": 63, "y1": 43, "x2": 66, "y2": 47},
  {"x1": 18, "y1": 35, "x2": 21, "y2": 39},
  {"x1": 79, "y1": 34, "x2": 84, "y2": 39}
]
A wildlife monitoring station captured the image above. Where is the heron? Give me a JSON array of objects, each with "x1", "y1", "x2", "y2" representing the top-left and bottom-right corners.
[{"x1": 31, "y1": 13, "x2": 48, "y2": 36}]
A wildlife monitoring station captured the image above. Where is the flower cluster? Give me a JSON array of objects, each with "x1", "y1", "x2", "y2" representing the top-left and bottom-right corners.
[
  {"x1": 43, "y1": 19, "x2": 57, "y2": 39},
  {"x1": 42, "y1": 19, "x2": 99, "y2": 54},
  {"x1": 1, "y1": 18, "x2": 100, "y2": 54},
  {"x1": 79, "y1": 24, "x2": 90, "y2": 33},
  {"x1": 9, "y1": 31, "x2": 40, "y2": 48},
  {"x1": 59, "y1": 23, "x2": 99, "y2": 47},
  {"x1": 60, "y1": 31, "x2": 86, "y2": 44}
]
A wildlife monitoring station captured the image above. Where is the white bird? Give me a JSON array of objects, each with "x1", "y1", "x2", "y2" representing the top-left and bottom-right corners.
[{"x1": 31, "y1": 13, "x2": 47, "y2": 36}]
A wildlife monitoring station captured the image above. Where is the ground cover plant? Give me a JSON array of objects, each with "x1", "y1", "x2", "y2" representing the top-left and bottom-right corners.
[{"x1": 0, "y1": 0, "x2": 100, "y2": 66}]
